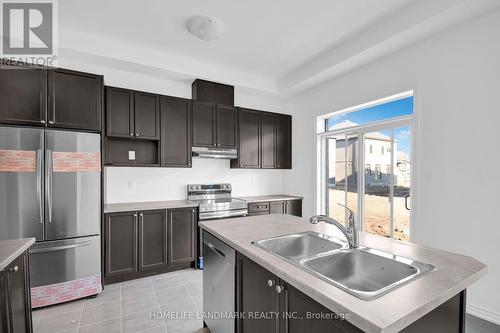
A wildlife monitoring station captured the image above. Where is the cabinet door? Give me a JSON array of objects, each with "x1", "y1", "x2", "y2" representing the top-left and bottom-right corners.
[
  {"x1": 236, "y1": 108, "x2": 261, "y2": 168},
  {"x1": 106, "y1": 87, "x2": 134, "y2": 138},
  {"x1": 285, "y1": 200, "x2": 302, "y2": 217},
  {"x1": 48, "y1": 68, "x2": 102, "y2": 131},
  {"x1": 276, "y1": 114, "x2": 292, "y2": 169},
  {"x1": 160, "y1": 96, "x2": 191, "y2": 167},
  {"x1": 261, "y1": 112, "x2": 277, "y2": 168},
  {"x1": 270, "y1": 201, "x2": 286, "y2": 214},
  {"x1": 134, "y1": 92, "x2": 160, "y2": 140},
  {"x1": 138, "y1": 210, "x2": 167, "y2": 271},
  {"x1": 0, "y1": 268, "x2": 8, "y2": 333},
  {"x1": 282, "y1": 283, "x2": 362, "y2": 333},
  {"x1": 6, "y1": 254, "x2": 31, "y2": 333},
  {"x1": 216, "y1": 104, "x2": 237, "y2": 148},
  {"x1": 0, "y1": 63, "x2": 47, "y2": 126},
  {"x1": 167, "y1": 208, "x2": 196, "y2": 266},
  {"x1": 105, "y1": 212, "x2": 138, "y2": 277},
  {"x1": 237, "y1": 254, "x2": 279, "y2": 333},
  {"x1": 192, "y1": 101, "x2": 216, "y2": 147}
]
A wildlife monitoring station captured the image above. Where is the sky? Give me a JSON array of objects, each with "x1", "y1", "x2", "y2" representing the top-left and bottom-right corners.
[{"x1": 327, "y1": 96, "x2": 413, "y2": 154}]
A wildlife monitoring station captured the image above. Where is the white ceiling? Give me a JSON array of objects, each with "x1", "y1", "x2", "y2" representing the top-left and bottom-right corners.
[{"x1": 58, "y1": 0, "x2": 500, "y2": 95}]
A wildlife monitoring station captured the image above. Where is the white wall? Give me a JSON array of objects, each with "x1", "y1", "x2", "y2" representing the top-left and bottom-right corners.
[
  {"x1": 56, "y1": 60, "x2": 289, "y2": 204},
  {"x1": 285, "y1": 8, "x2": 500, "y2": 322}
]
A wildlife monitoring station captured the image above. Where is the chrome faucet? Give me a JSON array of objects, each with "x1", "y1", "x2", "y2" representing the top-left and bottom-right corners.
[{"x1": 309, "y1": 203, "x2": 359, "y2": 249}]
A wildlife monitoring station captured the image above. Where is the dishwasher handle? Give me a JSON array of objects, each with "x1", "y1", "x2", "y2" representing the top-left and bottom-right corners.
[{"x1": 206, "y1": 242, "x2": 226, "y2": 259}]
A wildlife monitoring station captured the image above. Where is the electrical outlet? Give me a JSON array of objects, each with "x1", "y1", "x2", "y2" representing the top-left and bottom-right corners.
[{"x1": 128, "y1": 151, "x2": 136, "y2": 160}]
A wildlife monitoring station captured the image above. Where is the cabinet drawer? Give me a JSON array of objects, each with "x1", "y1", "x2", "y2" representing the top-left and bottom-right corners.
[{"x1": 248, "y1": 202, "x2": 270, "y2": 213}]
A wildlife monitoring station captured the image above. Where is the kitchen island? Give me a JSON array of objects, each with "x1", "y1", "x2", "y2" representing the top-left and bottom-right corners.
[{"x1": 200, "y1": 214, "x2": 487, "y2": 333}]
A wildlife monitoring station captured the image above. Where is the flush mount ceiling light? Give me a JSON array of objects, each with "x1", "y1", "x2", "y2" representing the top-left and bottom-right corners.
[{"x1": 187, "y1": 15, "x2": 224, "y2": 41}]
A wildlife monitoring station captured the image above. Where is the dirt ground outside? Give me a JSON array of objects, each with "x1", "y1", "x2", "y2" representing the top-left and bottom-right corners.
[{"x1": 328, "y1": 189, "x2": 410, "y2": 241}]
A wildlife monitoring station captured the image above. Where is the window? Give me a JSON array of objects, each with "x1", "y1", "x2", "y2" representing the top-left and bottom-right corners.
[{"x1": 319, "y1": 92, "x2": 414, "y2": 241}]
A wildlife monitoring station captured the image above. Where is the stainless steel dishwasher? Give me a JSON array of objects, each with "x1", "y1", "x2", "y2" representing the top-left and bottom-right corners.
[{"x1": 203, "y1": 230, "x2": 235, "y2": 333}]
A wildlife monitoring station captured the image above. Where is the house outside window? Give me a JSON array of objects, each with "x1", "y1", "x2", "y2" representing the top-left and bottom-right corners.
[{"x1": 375, "y1": 164, "x2": 382, "y2": 180}]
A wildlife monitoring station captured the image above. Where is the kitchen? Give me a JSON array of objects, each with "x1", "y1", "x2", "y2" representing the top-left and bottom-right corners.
[{"x1": 1, "y1": 1, "x2": 500, "y2": 333}]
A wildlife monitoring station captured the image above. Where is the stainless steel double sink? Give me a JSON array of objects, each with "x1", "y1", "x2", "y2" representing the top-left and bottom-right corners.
[{"x1": 253, "y1": 231, "x2": 435, "y2": 300}]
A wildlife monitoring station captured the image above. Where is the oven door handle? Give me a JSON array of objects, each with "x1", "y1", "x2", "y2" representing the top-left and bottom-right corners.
[{"x1": 198, "y1": 209, "x2": 248, "y2": 221}]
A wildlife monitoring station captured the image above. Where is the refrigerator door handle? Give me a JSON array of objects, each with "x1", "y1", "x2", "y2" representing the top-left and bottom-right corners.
[
  {"x1": 30, "y1": 240, "x2": 92, "y2": 254},
  {"x1": 45, "y1": 149, "x2": 53, "y2": 223},
  {"x1": 36, "y1": 149, "x2": 43, "y2": 224}
]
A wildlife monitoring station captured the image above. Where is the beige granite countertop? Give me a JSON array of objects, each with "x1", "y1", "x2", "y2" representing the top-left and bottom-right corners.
[
  {"x1": 200, "y1": 214, "x2": 487, "y2": 333},
  {"x1": 236, "y1": 194, "x2": 303, "y2": 203},
  {"x1": 0, "y1": 238, "x2": 35, "y2": 271},
  {"x1": 104, "y1": 200, "x2": 198, "y2": 213}
]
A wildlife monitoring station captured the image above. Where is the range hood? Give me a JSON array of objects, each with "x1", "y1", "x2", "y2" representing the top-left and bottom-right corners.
[{"x1": 192, "y1": 146, "x2": 237, "y2": 159}]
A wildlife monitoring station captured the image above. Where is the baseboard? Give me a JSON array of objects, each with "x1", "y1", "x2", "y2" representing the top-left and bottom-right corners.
[{"x1": 467, "y1": 303, "x2": 500, "y2": 325}]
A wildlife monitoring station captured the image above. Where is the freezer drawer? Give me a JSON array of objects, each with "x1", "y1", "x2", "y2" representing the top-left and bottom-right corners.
[{"x1": 29, "y1": 235, "x2": 100, "y2": 287}]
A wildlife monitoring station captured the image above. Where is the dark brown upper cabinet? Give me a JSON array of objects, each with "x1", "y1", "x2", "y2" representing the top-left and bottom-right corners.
[
  {"x1": 167, "y1": 207, "x2": 197, "y2": 267},
  {"x1": 232, "y1": 109, "x2": 292, "y2": 169},
  {"x1": 0, "y1": 64, "x2": 102, "y2": 131},
  {"x1": 48, "y1": 68, "x2": 103, "y2": 131},
  {"x1": 192, "y1": 101, "x2": 237, "y2": 148},
  {"x1": 216, "y1": 104, "x2": 237, "y2": 148},
  {"x1": 276, "y1": 114, "x2": 292, "y2": 169},
  {"x1": 0, "y1": 62, "x2": 47, "y2": 126},
  {"x1": 231, "y1": 108, "x2": 261, "y2": 168},
  {"x1": 192, "y1": 101, "x2": 216, "y2": 147},
  {"x1": 160, "y1": 96, "x2": 192, "y2": 167},
  {"x1": 192, "y1": 79, "x2": 234, "y2": 106},
  {"x1": 260, "y1": 112, "x2": 277, "y2": 168},
  {"x1": 106, "y1": 86, "x2": 160, "y2": 140},
  {"x1": 106, "y1": 87, "x2": 133, "y2": 138}
]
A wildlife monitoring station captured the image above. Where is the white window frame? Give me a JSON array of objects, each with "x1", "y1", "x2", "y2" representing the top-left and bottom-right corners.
[{"x1": 316, "y1": 90, "x2": 418, "y2": 241}]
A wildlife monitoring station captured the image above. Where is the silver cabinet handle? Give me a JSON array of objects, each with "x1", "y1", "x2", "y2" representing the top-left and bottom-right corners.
[
  {"x1": 135, "y1": 133, "x2": 139, "y2": 137},
  {"x1": 9, "y1": 266, "x2": 19, "y2": 273},
  {"x1": 267, "y1": 279, "x2": 275, "y2": 287},
  {"x1": 36, "y1": 149, "x2": 43, "y2": 224},
  {"x1": 130, "y1": 133, "x2": 134, "y2": 137},
  {"x1": 48, "y1": 120, "x2": 54, "y2": 125},
  {"x1": 276, "y1": 285, "x2": 283, "y2": 294},
  {"x1": 40, "y1": 120, "x2": 46, "y2": 124}
]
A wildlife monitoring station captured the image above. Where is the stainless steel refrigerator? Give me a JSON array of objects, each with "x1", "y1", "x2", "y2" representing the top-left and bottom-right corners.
[{"x1": 0, "y1": 126, "x2": 102, "y2": 308}]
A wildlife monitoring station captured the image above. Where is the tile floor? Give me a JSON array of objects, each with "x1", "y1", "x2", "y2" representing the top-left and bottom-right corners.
[
  {"x1": 32, "y1": 269, "x2": 205, "y2": 333},
  {"x1": 31, "y1": 268, "x2": 500, "y2": 333}
]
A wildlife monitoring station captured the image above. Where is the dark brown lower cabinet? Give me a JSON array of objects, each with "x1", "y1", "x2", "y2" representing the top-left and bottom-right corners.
[
  {"x1": 236, "y1": 253, "x2": 361, "y2": 333},
  {"x1": 139, "y1": 210, "x2": 167, "y2": 271},
  {"x1": 0, "y1": 251, "x2": 32, "y2": 333},
  {"x1": 105, "y1": 212, "x2": 138, "y2": 278},
  {"x1": 167, "y1": 208, "x2": 197, "y2": 266},
  {"x1": 104, "y1": 208, "x2": 197, "y2": 284},
  {"x1": 248, "y1": 200, "x2": 302, "y2": 217},
  {"x1": 270, "y1": 201, "x2": 286, "y2": 214},
  {"x1": 285, "y1": 200, "x2": 302, "y2": 217},
  {"x1": 235, "y1": 252, "x2": 466, "y2": 333}
]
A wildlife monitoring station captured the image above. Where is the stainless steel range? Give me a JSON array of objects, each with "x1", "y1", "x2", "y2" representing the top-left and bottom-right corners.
[
  {"x1": 187, "y1": 183, "x2": 248, "y2": 220},
  {"x1": 187, "y1": 183, "x2": 247, "y2": 269}
]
